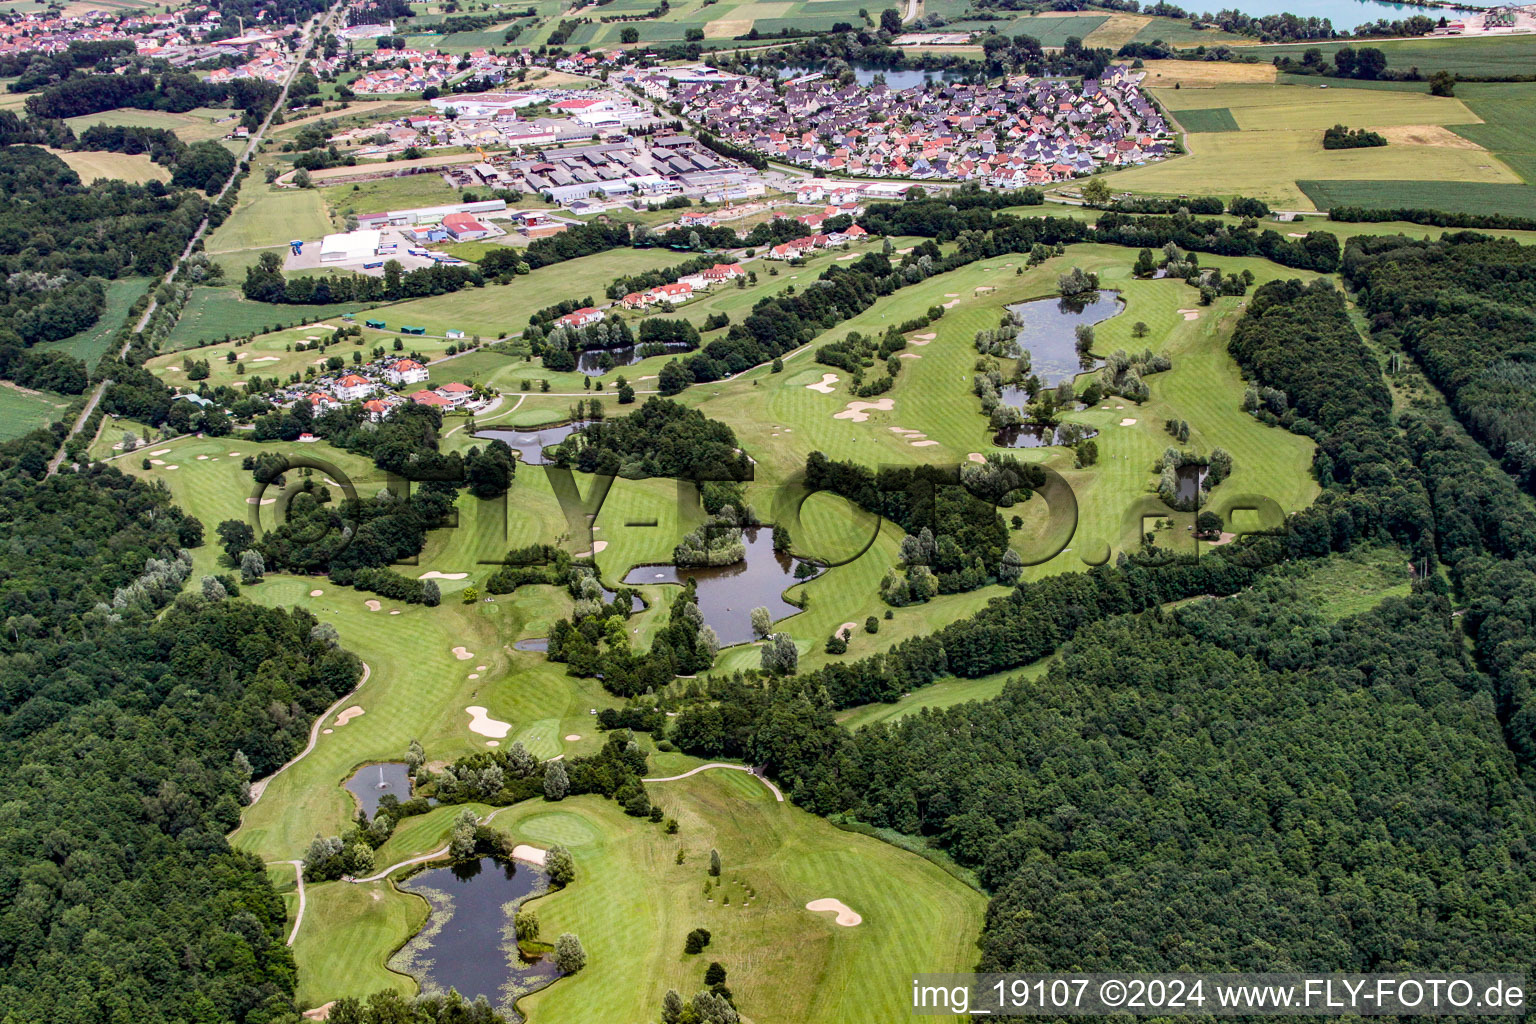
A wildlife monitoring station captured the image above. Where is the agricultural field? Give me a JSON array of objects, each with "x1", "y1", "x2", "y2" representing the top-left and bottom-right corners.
[
  {"x1": 206, "y1": 178, "x2": 336, "y2": 255},
  {"x1": 43, "y1": 147, "x2": 164, "y2": 184},
  {"x1": 164, "y1": 286, "x2": 375, "y2": 351},
  {"x1": 1253, "y1": 33, "x2": 1536, "y2": 77},
  {"x1": 62, "y1": 106, "x2": 235, "y2": 144},
  {"x1": 1109, "y1": 80, "x2": 1521, "y2": 208}
]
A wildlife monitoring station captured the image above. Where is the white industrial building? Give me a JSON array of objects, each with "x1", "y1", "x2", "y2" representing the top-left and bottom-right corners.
[{"x1": 319, "y1": 229, "x2": 382, "y2": 263}]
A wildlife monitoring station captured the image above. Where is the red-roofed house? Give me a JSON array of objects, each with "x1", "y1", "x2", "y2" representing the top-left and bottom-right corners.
[
  {"x1": 334, "y1": 374, "x2": 374, "y2": 401},
  {"x1": 556, "y1": 307, "x2": 604, "y2": 329},
  {"x1": 387, "y1": 358, "x2": 429, "y2": 385},
  {"x1": 409, "y1": 389, "x2": 452, "y2": 407},
  {"x1": 363, "y1": 399, "x2": 392, "y2": 422},
  {"x1": 434, "y1": 381, "x2": 474, "y2": 406}
]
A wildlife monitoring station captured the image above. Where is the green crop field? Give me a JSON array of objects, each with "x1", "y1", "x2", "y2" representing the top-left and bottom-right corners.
[
  {"x1": 165, "y1": 287, "x2": 376, "y2": 351},
  {"x1": 1452, "y1": 82, "x2": 1536, "y2": 185},
  {"x1": 1170, "y1": 107, "x2": 1239, "y2": 133},
  {"x1": 34, "y1": 276, "x2": 151, "y2": 367},
  {"x1": 1253, "y1": 34, "x2": 1536, "y2": 77},
  {"x1": 1296, "y1": 180, "x2": 1536, "y2": 217}
]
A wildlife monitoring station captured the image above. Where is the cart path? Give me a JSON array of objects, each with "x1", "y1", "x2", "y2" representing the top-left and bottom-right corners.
[
  {"x1": 245, "y1": 661, "x2": 371, "y2": 807},
  {"x1": 644, "y1": 762, "x2": 784, "y2": 801}
]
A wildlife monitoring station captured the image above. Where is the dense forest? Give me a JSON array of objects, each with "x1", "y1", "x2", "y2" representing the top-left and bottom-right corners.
[
  {"x1": 553, "y1": 398, "x2": 753, "y2": 481},
  {"x1": 0, "y1": 467, "x2": 364, "y2": 1023}
]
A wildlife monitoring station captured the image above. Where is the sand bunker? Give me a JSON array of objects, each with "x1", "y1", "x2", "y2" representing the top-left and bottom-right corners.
[
  {"x1": 418, "y1": 570, "x2": 469, "y2": 580},
  {"x1": 465, "y1": 705, "x2": 511, "y2": 738},
  {"x1": 149, "y1": 459, "x2": 166, "y2": 466},
  {"x1": 166, "y1": 466, "x2": 178, "y2": 470},
  {"x1": 836, "y1": 621, "x2": 856, "y2": 638},
  {"x1": 228, "y1": 452, "x2": 241, "y2": 457},
  {"x1": 246, "y1": 497, "x2": 275, "y2": 505},
  {"x1": 196, "y1": 455, "x2": 208, "y2": 460},
  {"x1": 898, "y1": 352, "x2": 921, "y2": 359},
  {"x1": 1178, "y1": 308, "x2": 1200, "y2": 321},
  {"x1": 486, "y1": 740, "x2": 499, "y2": 747},
  {"x1": 452, "y1": 646, "x2": 474, "y2": 660},
  {"x1": 1287, "y1": 232, "x2": 1307, "y2": 238},
  {"x1": 250, "y1": 356, "x2": 280, "y2": 363},
  {"x1": 512, "y1": 844, "x2": 547, "y2": 865},
  {"x1": 390, "y1": 610, "x2": 400, "y2": 615},
  {"x1": 911, "y1": 440, "x2": 940, "y2": 447},
  {"x1": 806, "y1": 373, "x2": 839, "y2": 394},
  {"x1": 150, "y1": 448, "x2": 171, "y2": 456},
  {"x1": 942, "y1": 299, "x2": 959, "y2": 308},
  {"x1": 310, "y1": 589, "x2": 323, "y2": 596},
  {"x1": 321, "y1": 728, "x2": 332, "y2": 735},
  {"x1": 837, "y1": 253, "x2": 858, "y2": 260},
  {"x1": 333, "y1": 705, "x2": 364, "y2": 727},
  {"x1": 468, "y1": 673, "x2": 479, "y2": 680},
  {"x1": 944, "y1": 293, "x2": 959, "y2": 297},
  {"x1": 909, "y1": 333, "x2": 935, "y2": 345},
  {"x1": 806, "y1": 898, "x2": 862, "y2": 926},
  {"x1": 1120, "y1": 418, "x2": 1137, "y2": 426},
  {"x1": 364, "y1": 600, "x2": 381, "y2": 611},
  {"x1": 565, "y1": 734, "x2": 581, "y2": 741},
  {"x1": 477, "y1": 665, "x2": 487, "y2": 671},
  {"x1": 975, "y1": 286, "x2": 995, "y2": 294},
  {"x1": 834, "y1": 398, "x2": 894, "y2": 422},
  {"x1": 968, "y1": 452, "x2": 985, "y2": 463}
]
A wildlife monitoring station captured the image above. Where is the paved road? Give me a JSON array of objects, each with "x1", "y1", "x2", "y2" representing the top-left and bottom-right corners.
[{"x1": 45, "y1": 3, "x2": 343, "y2": 476}]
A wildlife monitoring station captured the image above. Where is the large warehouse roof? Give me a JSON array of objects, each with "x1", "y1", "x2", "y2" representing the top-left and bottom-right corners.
[{"x1": 319, "y1": 230, "x2": 381, "y2": 263}]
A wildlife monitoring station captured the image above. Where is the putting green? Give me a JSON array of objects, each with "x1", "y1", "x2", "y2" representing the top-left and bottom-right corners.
[{"x1": 519, "y1": 811, "x2": 603, "y2": 847}]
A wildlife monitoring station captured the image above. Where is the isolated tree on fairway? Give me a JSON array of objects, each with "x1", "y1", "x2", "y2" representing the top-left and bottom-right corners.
[
  {"x1": 217, "y1": 519, "x2": 254, "y2": 562},
  {"x1": 709, "y1": 848, "x2": 721, "y2": 876},
  {"x1": 547, "y1": 844, "x2": 575, "y2": 886},
  {"x1": 553, "y1": 933, "x2": 586, "y2": 973},
  {"x1": 705, "y1": 961, "x2": 727, "y2": 986},
  {"x1": 422, "y1": 579, "x2": 440, "y2": 606},
  {"x1": 760, "y1": 633, "x2": 798, "y2": 674},
  {"x1": 544, "y1": 759, "x2": 569, "y2": 801},
  {"x1": 750, "y1": 606, "x2": 771, "y2": 639},
  {"x1": 239, "y1": 549, "x2": 265, "y2": 584}
]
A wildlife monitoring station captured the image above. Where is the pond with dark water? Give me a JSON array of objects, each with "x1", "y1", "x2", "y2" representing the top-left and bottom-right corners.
[
  {"x1": 474, "y1": 423, "x2": 583, "y2": 466},
  {"x1": 1175, "y1": 463, "x2": 1208, "y2": 505},
  {"x1": 620, "y1": 527, "x2": 818, "y2": 646},
  {"x1": 576, "y1": 342, "x2": 691, "y2": 376},
  {"x1": 394, "y1": 856, "x2": 559, "y2": 1011},
  {"x1": 995, "y1": 422, "x2": 1101, "y2": 449},
  {"x1": 1004, "y1": 292, "x2": 1124, "y2": 390},
  {"x1": 343, "y1": 762, "x2": 412, "y2": 820}
]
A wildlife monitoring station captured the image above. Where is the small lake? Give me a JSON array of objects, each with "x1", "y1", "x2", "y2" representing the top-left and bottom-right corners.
[
  {"x1": 475, "y1": 423, "x2": 583, "y2": 466},
  {"x1": 1005, "y1": 292, "x2": 1124, "y2": 389},
  {"x1": 514, "y1": 637, "x2": 549, "y2": 652},
  {"x1": 620, "y1": 526, "x2": 817, "y2": 646},
  {"x1": 996, "y1": 423, "x2": 1100, "y2": 449},
  {"x1": 1199, "y1": 0, "x2": 1478, "y2": 32},
  {"x1": 394, "y1": 857, "x2": 558, "y2": 1011},
  {"x1": 775, "y1": 64, "x2": 970, "y2": 89},
  {"x1": 576, "y1": 342, "x2": 691, "y2": 377},
  {"x1": 344, "y1": 762, "x2": 412, "y2": 820}
]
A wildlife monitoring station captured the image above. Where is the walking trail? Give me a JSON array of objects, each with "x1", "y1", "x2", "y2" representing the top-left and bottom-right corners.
[{"x1": 270, "y1": 860, "x2": 306, "y2": 946}]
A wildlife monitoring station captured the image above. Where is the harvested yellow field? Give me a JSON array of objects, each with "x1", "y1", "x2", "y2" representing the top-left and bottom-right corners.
[
  {"x1": 1137, "y1": 60, "x2": 1278, "y2": 87},
  {"x1": 44, "y1": 147, "x2": 165, "y2": 184},
  {"x1": 1376, "y1": 123, "x2": 1487, "y2": 150},
  {"x1": 1085, "y1": 12, "x2": 1155, "y2": 50}
]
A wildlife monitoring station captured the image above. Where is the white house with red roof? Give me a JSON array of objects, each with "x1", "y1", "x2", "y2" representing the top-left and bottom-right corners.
[
  {"x1": 334, "y1": 374, "x2": 374, "y2": 401},
  {"x1": 387, "y1": 358, "x2": 429, "y2": 385},
  {"x1": 409, "y1": 389, "x2": 452, "y2": 407},
  {"x1": 556, "y1": 307, "x2": 604, "y2": 329},
  {"x1": 433, "y1": 381, "x2": 474, "y2": 406},
  {"x1": 363, "y1": 399, "x2": 393, "y2": 422}
]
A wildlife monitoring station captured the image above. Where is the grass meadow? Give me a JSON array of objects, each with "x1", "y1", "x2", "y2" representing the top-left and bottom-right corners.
[
  {"x1": 44, "y1": 147, "x2": 164, "y2": 184},
  {"x1": 34, "y1": 276, "x2": 150, "y2": 367},
  {"x1": 0, "y1": 383, "x2": 71, "y2": 440}
]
